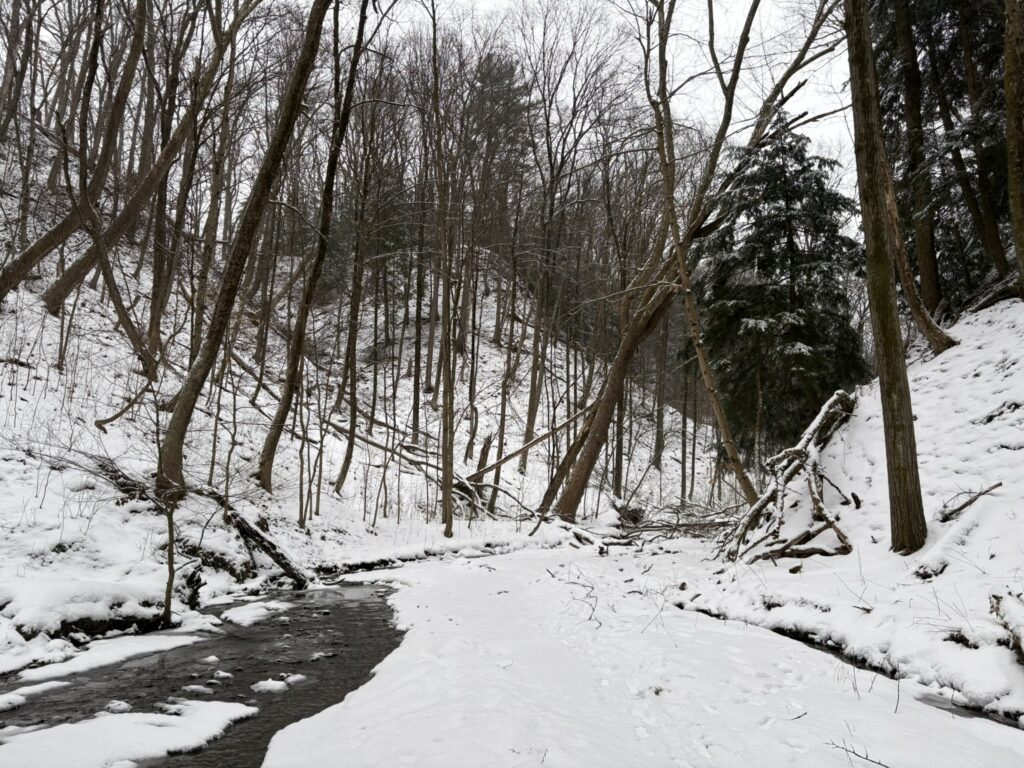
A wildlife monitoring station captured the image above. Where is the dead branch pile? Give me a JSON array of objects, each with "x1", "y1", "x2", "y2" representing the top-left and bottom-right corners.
[
  {"x1": 719, "y1": 390, "x2": 857, "y2": 563},
  {"x1": 619, "y1": 500, "x2": 737, "y2": 543}
]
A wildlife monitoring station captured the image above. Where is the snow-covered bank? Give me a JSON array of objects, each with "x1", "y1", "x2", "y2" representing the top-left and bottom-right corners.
[
  {"x1": 0, "y1": 237, "x2": 706, "y2": 678},
  {"x1": 678, "y1": 299, "x2": 1024, "y2": 721},
  {"x1": 263, "y1": 546, "x2": 1024, "y2": 767},
  {"x1": 0, "y1": 699, "x2": 256, "y2": 767}
]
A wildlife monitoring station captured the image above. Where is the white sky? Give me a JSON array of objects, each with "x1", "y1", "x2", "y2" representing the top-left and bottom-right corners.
[{"x1": 384, "y1": 0, "x2": 856, "y2": 192}]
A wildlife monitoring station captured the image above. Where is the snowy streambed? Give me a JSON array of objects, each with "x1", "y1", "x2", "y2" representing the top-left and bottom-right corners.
[
  {"x1": 265, "y1": 546, "x2": 1024, "y2": 768},
  {"x1": 0, "y1": 585, "x2": 400, "y2": 767}
]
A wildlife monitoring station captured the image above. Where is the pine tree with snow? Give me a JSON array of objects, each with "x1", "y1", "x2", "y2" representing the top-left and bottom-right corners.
[{"x1": 698, "y1": 118, "x2": 868, "y2": 459}]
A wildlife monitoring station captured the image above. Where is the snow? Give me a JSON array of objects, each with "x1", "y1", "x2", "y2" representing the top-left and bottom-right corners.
[
  {"x1": 677, "y1": 300, "x2": 1024, "y2": 721},
  {"x1": 17, "y1": 626, "x2": 212, "y2": 683},
  {"x1": 0, "y1": 699, "x2": 257, "y2": 768},
  {"x1": 0, "y1": 236, "x2": 709, "y2": 681},
  {"x1": 251, "y1": 679, "x2": 289, "y2": 694},
  {"x1": 263, "y1": 547, "x2": 1024, "y2": 767},
  {"x1": 221, "y1": 600, "x2": 293, "y2": 626},
  {"x1": 0, "y1": 680, "x2": 69, "y2": 711},
  {"x1": 4, "y1": 127, "x2": 1024, "y2": 765}
]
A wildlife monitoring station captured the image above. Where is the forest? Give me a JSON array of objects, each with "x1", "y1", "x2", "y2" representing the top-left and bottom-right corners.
[{"x1": 0, "y1": 0, "x2": 1023, "y2": 766}]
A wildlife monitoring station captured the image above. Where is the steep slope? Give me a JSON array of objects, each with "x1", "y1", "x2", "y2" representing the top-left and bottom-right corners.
[
  {"x1": 0, "y1": 243, "x2": 713, "y2": 675},
  {"x1": 678, "y1": 298, "x2": 1024, "y2": 721}
]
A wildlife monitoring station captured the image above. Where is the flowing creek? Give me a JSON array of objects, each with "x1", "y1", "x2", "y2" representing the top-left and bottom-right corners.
[{"x1": 0, "y1": 584, "x2": 402, "y2": 767}]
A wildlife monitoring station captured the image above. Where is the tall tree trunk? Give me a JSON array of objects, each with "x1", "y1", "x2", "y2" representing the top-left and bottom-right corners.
[
  {"x1": 258, "y1": 0, "x2": 370, "y2": 493},
  {"x1": 426, "y1": 0, "x2": 455, "y2": 538},
  {"x1": 845, "y1": 0, "x2": 928, "y2": 553},
  {"x1": 894, "y1": 0, "x2": 941, "y2": 313},
  {"x1": 158, "y1": 0, "x2": 334, "y2": 501}
]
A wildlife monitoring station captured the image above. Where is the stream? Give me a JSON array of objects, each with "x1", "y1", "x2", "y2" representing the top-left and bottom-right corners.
[{"x1": 0, "y1": 584, "x2": 402, "y2": 767}]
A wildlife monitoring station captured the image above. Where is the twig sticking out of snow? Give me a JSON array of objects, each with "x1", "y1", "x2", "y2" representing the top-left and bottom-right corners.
[
  {"x1": 826, "y1": 740, "x2": 892, "y2": 767},
  {"x1": 936, "y1": 482, "x2": 1003, "y2": 523}
]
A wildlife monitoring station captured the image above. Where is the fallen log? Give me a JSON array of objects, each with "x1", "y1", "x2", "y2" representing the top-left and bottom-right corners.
[
  {"x1": 224, "y1": 509, "x2": 310, "y2": 588},
  {"x1": 722, "y1": 390, "x2": 856, "y2": 561}
]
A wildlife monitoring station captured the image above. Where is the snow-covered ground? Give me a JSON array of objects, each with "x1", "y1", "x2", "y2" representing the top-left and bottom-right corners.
[
  {"x1": 679, "y1": 299, "x2": 1024, "y2": 723},
  {"x1": 263, "y1": 546, "x2": 1024, "y2": 768},
  {"x1": 4, "y1": 142, "x2": 1024, "y2": 763}
]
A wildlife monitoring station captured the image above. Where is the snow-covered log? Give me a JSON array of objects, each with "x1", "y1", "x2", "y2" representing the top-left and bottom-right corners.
[
  {"x1": 721, "y1": 390, "x2": 856, "y2": 562},
  {"x1": 224, "y1": 509, "x2": 311, "y2": 588}
]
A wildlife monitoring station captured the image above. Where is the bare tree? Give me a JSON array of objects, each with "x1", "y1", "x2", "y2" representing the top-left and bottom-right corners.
[{"x1": 258, "y1": 0, "x2": 372, "y2": 494}]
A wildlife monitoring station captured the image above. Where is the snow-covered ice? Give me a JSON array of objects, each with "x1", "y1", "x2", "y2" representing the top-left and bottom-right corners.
[
  {"x1": 252, "y1": 679, "x2": 289, "y2": 694},
  {"x1": 0, "y1": 699, "x2": 256, "y2": 768},
  {"x1": 17, "y1": 629, "x2": 210, "y2": 683},
  {"x1": 221, "y1": 600, "x2": 293, "y2": 626}
]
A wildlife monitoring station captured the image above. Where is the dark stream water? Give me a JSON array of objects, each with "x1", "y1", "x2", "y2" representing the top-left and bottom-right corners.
[{"x1": 0, "y1": 584, "x2": 402, "y2": 767}]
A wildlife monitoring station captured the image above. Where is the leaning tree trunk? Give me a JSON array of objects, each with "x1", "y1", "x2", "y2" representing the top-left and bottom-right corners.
[
  {"x1": 894, "y1": 0, "x2": 941, "y2": 314},
  {"x1": 40, "y1": 3, "x2": 254, "y2": 313},
  {"x1": 0, "y1": 0, "x2": 146, "y2": 304},
  {"x1": 845, "y1": 0, "x2": 928, "y2": 554},
  {"x1": 649, "y1": 0, "x2": 759, "y2": 507},
  {"x1": 258, "y1": 0, "x2": 370, "y2": 493},
  {"x1": 158, "y1": 0, "x2": 335, "y2": 502}
]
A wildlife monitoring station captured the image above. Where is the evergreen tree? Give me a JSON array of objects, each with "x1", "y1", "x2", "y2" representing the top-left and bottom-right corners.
[{"x1": 699, "y1": 120, "x2": 868, "y2": 458}]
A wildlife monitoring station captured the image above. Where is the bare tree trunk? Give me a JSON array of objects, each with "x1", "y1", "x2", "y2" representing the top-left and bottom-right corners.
[
  {"x1": 845, "y1": 0, "x2": 928, "y2": 553},
  {"x1": 893, "y1": 0, "x2": 941, "y2": 313},
  {"x1": 40, "y1": 3, "x2": 255, "y2": 313},
  {"x1": 0, "y1": 0, "x2": 147, "y2": 303},
  {"x1": 426, "y1": 0, "x2": 455, "y2": 538},
  {"x1": 258, "y1": 0, "x2": 370, "y2": 493},
  {"x1": 924, "y1": 29, "x2": 1010, "y2": 277},
  {"x1": 158, "y1": 0, "x2": 335, "y2": 501},
  {"x1": 1007, "y1": 0, "x2": 1024, "y2": 293},
  {"x1": 652, "y1": 311, "x2": 667, "y2": 469}
]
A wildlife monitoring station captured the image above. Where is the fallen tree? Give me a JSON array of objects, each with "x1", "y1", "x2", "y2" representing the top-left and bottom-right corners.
[{"x1": 719, "y1": 390, "x2": 857, "y2": 562}]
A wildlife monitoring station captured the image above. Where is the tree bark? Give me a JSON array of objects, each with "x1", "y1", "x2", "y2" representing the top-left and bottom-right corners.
[
  {"x1": 844, "y1": 0, "x2": 928, "y2": 553},
  {"x1": 158, "y1": 0, "x2": 334, "y2": 501}
]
